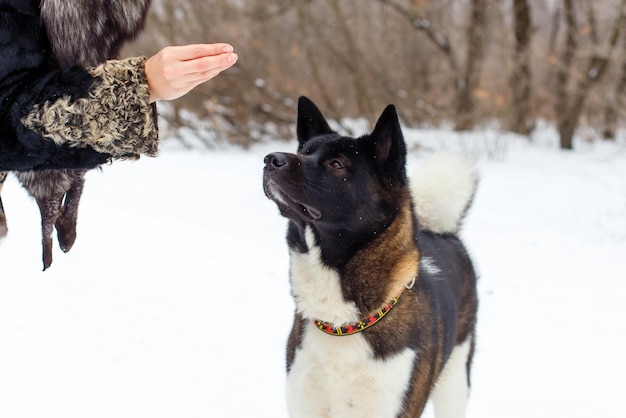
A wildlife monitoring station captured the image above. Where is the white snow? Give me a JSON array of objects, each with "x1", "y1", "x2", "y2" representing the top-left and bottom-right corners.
[{"x1": 1, "y1": 126, "x2": 625, "y2": 417}]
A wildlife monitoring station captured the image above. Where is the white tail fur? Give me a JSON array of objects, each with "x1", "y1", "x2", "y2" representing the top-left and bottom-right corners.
[{"x1": 410, "y1": 153, "x2": 478, "y2": 234}]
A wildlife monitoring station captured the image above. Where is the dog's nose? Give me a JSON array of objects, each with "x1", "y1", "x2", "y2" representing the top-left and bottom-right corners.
[{"x1": 264, "y1": 153, "x2": 288, "y2": 170}]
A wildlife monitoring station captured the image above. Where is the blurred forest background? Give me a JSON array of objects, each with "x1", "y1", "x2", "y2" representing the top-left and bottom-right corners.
[{"x1": 124, "y1": 0, "x2": 626, "y2": 150}]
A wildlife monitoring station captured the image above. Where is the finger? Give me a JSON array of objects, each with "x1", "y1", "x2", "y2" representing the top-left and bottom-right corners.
[
  {"x1": 176, "y1": 70, "x2": 233, "y2": 95},
  {"x1": 179, "y1": 62, "x2": 236, "y2": 88},
  {"x1": 169, "y1": 43, "x2": 234, "y2": 61},
  {"x1": 183, "y1": 65, "x2": 234, "y2": 86},
  {"x1": 176, "y1": 53, "x2": 238, "y2": 77}
]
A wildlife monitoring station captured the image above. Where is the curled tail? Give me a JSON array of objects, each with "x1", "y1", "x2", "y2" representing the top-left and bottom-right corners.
[{"x1": 410, "y1": 153, "x2": 478, "y2": 234}]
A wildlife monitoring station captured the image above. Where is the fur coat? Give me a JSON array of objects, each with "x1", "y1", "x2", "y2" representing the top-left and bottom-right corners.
[
  {"x1": 0, "y1": 0, "x2": 157, "y2": 171},
  {"x1": 0, "y1": 0, "x2": 156, "y2": 261}
]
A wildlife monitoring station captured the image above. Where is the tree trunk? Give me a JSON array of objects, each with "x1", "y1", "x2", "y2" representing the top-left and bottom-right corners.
[
  {"x1": 508, "y1": 0, "x2": 534, "y2": 135},
  {"x1": 455, "y1": 0, "x2": 488, "y2": 131},
  {"x1": 603, "y1": 31, "x2": 626, "y2": 140},
  {"x1": 295, "y1": 1, "x2": 341, "y2": 121},
  {"x1": 556, "y1": 0, "x2": 625, "y2": 149},
  {"x1": 554, "y1": 0, "x2": 577, "y2": 150},
  {"x1": 326, "y1": 0, "x2": 375, "y2": 121}
]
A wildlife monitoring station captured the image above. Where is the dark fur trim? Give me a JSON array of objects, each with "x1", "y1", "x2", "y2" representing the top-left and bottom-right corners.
[
  {"x1": 22, "y1": 57, "x2": 159, "y2": 159},
  {"x1": 16, "y1": 169, "x2": 87, "y2": 269},
  {"x1": 0, "y1": 212, "x2": 6, "y2": 240},
  {"x1": 41, "y1": 0, "x2": 152, "y2": 67},
  {"x1": 0, "y1": 171, "x2": 7, "y2": 240}
]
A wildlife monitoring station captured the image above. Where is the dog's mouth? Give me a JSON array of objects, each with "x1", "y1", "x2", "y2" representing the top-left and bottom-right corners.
[
  {"x1": 299, "y1": 203, "x2": 322, "y2": 220},
  {"x1": 265, "y1": 179, "x2": 323, "y2": 221}
]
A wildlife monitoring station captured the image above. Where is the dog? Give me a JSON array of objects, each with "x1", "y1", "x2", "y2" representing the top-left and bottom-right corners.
[{"x1": 263, "y1": 96, "x2": 479, "y2": 418}]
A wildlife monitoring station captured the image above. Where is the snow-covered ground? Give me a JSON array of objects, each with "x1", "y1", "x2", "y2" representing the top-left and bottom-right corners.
[{"x1": 1, "y1": 125, "x2": 625, "y2": 417}]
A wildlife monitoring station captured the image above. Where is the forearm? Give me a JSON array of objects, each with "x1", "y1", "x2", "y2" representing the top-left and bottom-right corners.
[{"x1": 21, "y1": 57, "x2": 159, "y2": 160}]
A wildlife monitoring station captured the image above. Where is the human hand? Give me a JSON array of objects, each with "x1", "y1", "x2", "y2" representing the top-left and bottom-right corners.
[{"x1": 144, "y1": 43, "x2": 238, "y2": 103}]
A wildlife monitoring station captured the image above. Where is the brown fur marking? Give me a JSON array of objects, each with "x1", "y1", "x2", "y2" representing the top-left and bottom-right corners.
[
  {"x1": 339, "y1": 190, "x2": 477, "y2": 416},
  {"x1": 342, "y1": 192, "x2": 444, "y2": 415},
  {"x1": 340, "y1": 192, "x2": 420, "y2": 314}
]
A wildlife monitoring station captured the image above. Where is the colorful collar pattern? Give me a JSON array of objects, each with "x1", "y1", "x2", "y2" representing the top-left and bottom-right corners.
[{"x1": 313, "y1": 292, "x2": 403, "y2": 336}]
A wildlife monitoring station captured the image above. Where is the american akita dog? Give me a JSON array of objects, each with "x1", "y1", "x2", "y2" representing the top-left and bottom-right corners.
[{"x1": 263, "y1": 96, "x2": 479, "y2": 418}]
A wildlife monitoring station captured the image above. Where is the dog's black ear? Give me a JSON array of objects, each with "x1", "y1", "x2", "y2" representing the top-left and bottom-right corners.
[
  {"x1": 297, "y1": 96, "x2": 334, "y2": 146},
  {"x1": 369, "y1": 104, "x2": 407, "y2": 183}
]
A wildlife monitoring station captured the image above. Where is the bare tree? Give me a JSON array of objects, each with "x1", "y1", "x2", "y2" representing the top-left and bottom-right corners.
[
  {"x1": 508, "y1": 0, "x2": 534, "y2": 135},
  {"x1": 326, "y1": 0, "x2": 376, "y2": 120},
  {"x1": 373, "y1": 0, "x2": 459, "y2": 117},
  {"x1": 554, "y1": 0, "x2": 625, "y2": 149},
  {"x1": 602, "y1": 29, "x2": 626, "y2": 140},
  {"x1": 455, "y1": 0, "x2": 489, "y2": 130},
  {"x1": 368, "y1": 0, "x2": 491, "y2": 130},
  {"x1": 121, "y1": 0, "x2": 626, "y2": 148}
]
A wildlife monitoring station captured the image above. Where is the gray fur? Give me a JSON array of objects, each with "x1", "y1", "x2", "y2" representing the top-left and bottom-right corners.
[
  {"x1": 16, "y1": 170, "x2": 86, "y2": 270},
  {"x1": 22, "y1": 57, "x2": 158, "y2": 159},
  {"x1": 7, "y1": 0, "x2": 153, "y2": 269},
  {"x1": 0, "y1": 172, "x2": 7, "y2": 240},
  {"x1": 41, "y1": 0, "x2": 152, "y2": 67}
]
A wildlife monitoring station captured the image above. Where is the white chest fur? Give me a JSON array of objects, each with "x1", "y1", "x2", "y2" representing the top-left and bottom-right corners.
[
  {"x1": 287, "y1": 227, "x2": 416, "y2": 417},
  {"x1": 289, "y1": 226, "x2": 359, "y2": 324},
  {"x1": 286, "y1": 323, "x2": 416, "y2": 418}
]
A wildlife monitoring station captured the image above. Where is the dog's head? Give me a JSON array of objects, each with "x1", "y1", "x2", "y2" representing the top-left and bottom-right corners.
[{"x1": 263, "y1": 96, "x2": 408, "y2": 264}]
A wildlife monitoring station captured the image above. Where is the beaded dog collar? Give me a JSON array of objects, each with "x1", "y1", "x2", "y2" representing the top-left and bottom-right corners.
[{"x1": 313, "y1": 277, "x2": 416, "y2": 337}]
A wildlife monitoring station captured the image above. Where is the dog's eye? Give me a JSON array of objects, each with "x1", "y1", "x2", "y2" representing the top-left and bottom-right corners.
[{"x1": 328, "y1": 159, "x2": 344, "y2": 169}]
